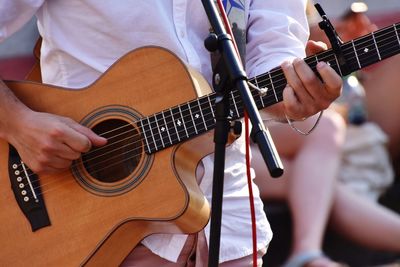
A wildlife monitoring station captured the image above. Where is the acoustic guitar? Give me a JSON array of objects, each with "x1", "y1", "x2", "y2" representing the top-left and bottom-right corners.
[{"x1": 1, "y1": 22, "x2": 399, "y2": 266}]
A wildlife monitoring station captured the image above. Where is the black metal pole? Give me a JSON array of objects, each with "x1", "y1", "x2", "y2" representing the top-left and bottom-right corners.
[
  {"x1": 201, "y1": 0, "x2": 284, "y2": 179},
  {"x1": 201, "y1": 1, "x2": 284, "y2": 266}
]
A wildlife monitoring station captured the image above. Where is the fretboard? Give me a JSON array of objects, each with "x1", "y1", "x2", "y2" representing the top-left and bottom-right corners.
[{"x1": 139, "y1": 22, "x2": 400, "y2": 154}]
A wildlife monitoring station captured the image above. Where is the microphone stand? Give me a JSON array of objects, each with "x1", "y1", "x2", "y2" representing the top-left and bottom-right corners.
[{"x1": 201, "y1": 1, "x2": 284, "y2": 266}]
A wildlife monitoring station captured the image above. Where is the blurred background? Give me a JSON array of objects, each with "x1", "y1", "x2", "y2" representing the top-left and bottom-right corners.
[
  {"x1": 0, "y1": 16, "x2": 38, "y2": 80},
  {"x1": 318, "y1": 0, "x2": 400, "y2": 19}
]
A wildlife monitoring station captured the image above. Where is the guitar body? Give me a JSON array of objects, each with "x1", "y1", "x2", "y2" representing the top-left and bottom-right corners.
[{"x1": 0, "y1": 47, "x2": 211, "y2": 266}]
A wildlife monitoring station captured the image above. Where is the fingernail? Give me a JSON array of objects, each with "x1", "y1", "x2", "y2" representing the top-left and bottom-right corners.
[
  {"x1": 317, "y1": 61, "x2": 327, "y2": 70},
  {"x1": 316, "y1": 41, "x2": 328, "y2": 50}
]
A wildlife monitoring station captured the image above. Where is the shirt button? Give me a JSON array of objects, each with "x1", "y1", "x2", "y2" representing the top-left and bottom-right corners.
[{"x1": 180, "y1": 30, "x2": 185, "y2": 38}]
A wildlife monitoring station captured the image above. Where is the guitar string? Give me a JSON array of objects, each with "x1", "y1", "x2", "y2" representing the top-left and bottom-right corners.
[
  {"x1": 17, "y1": 26, "x2": 400, "y2": 175},
  {"x1": 20, "y1": 32, "x2": 400, "y2": 188},
  {"x1": 57, "y1": 30, "x2": 400, "y2": 161},
  {"x1": 17, "y1": 34, "x2": 398, "y2": 196},
  {"x1": 15, "y1": 23, "x2": 399, "y2": 169},
  {"x1": 22, "y1": 53, "x2": 398, "y2": 199},
  {"x1": 18, "y1": 30, "x2": 400, "y2": 195},
  {"x1": 15, "y1": 24, "x2": 400, "y2": 169}
]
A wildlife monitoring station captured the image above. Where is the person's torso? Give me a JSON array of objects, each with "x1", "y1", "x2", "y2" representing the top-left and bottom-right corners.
[{"x1": 36, "y1": 0, "x2": 239, "y2": 88}]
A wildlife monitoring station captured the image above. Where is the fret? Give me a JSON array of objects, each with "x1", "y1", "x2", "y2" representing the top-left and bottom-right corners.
[
  {"x1": 155, "y1": 113, "x2": 171, "y2": 147},
  {"x1": 178, "y1": 105, "x2": 189, "y2": 138},
  {"x1": 254, "y1": 75, "x2": 260, "y2": 88},
  {"x1": 254, "y1": 76, "x2": 265, "y2": 107},
  {"x1": 147, "y1": 115, "x2": 163, "y2": 150},
  {"x1": 168, "y1": 108, "x2": 180, "y2": 142},
  {"x1": 268, "y1": 68, "x2": 286, "y2": 104},
  {"x1": 230, "y1": 91, "x2": 240, "y2": 119},
  {"x1": 196, "y1": 98, "x2": 209, "y2": 131},
  {"x1": 304, "y1": 55, "x2": 318, "y2": 72},
  {"x1": 257, "y1": 74, "x2": 270, "y2": 102},
  {"x1": 140, "y1": 117, "x2": 155, "y2": 153},
  {"x1": 340, "y1": 42, "x2": 359, "y2": 72},
  {"x1": 187, "y1": 101, "x2": 198, "y2": 135},
  {"x1": 351, "y1": 40, "x2": 361, "y2": 69},
  {"x1": 333, "y1": 54, "x2": 343, "y2": 76},
  {"x1": 253, "y1": 74, "x2": 271, "y2": 109},
  {"x1": 353, "y1": 34, "x2": 379, "y2": 69},
  {"x1": 153, "y1": 114, "x2": 165, "y2": 148},
  {"x1": 170, "y1": 106, "x2": 186, "y2": 141},
  {"x1": 161, "y1": 111, "x2": 173, "y2": 145},
  {"x1": 396, "y1": 24, "x2": 400, "y2": 46},
  {"x1": 189, "y1": 100, "x2": 205, "y2": 133},
  {"x1": 372, "y1": 32, "x2": 382, "y2": 60},
  {"x1": 198, "y1": 95, "x2": 215, "y2": 130},
  {"x1": 268, "y1": 72, "x2": 279, "y2": 103},
  {"x1": 178, "y1": 104, "x2": 192, "y2": 138},
  {"x1": 315, "y1": 51, "x2": 344, "y2": 77},
  {"x1": 315, "y1": 50, "x2": 334, "y2": 65},
  {"x1": 236, "y1": 89, "x2": 246, "y2": 117},
  {"x1": 373, "y1": 26, "x2": 400, "y2": 60},
  {"x1": 249, "y1": 79, "x2": 266, "y2": 110},
  {"x1": 207, "y1": 95, "x2": 216, "y2": 123}
]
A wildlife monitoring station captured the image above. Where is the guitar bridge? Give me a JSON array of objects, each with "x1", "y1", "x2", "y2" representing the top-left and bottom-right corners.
[{"x1": 9, "y1": 145, "x2": 51, "y2": 232}]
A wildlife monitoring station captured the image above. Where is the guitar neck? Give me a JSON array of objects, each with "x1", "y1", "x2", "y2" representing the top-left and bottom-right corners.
[
  {"x1": 139, "y1": 22, "x2": 400, "y2": 154},
  {"x1": 248, "y1": 22, "x2": 400, "y2": 111}
]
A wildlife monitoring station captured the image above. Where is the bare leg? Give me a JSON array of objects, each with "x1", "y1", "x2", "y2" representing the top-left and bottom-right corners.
[
  {"x1": 254, "y1": 110, "x2": 346, "y2": 266},
  {"x1": 329, "y1": 184, "x2": 400, "y2": 252},
  {"x1": 364, "y1": 55, "x2": 400, "y2": 160}
]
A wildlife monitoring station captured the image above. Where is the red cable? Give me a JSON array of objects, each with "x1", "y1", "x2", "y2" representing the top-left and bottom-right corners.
[
  {"x1": 215, "y1": 0, "x2": 242, "y2": 63},
  {"x1": 215, "y1": 1, "x2": 258, "y2": 266},
  {"x1": 245, "y1": 111, "x2": 258, "y2": 267}
]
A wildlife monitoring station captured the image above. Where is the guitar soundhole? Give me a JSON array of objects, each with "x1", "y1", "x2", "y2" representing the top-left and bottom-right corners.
[{"x1": 82, "y1": 119, "x2": 142, "y2": 183}]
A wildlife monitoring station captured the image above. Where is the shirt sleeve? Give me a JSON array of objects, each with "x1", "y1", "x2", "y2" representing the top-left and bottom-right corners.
[
  {"x1": 245, "y1": 0, "x2": 309, "y2": 77},
  {"x1": 0, "y1": 0, "x2": 44, "y2": 42}
]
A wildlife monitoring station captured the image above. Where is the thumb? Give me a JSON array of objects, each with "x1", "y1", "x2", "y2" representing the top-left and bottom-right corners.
[
  {"x1": 306, "y1": 40, "x2": 328, "y2": 56},
  {"x1": 70, "y1": 123, "x2": 108, "y2": 147}
]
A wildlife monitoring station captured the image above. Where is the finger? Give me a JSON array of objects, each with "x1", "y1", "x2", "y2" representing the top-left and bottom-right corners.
[
  {"x1": 292, "y1": 58, "x2": 332, "y2": 108},
  {"x1": 68, "y1": 123, "x2": 108, "y2": 147},
  {"x1": 38, "y1": 138, "x2": 83, "y2": 160},
  {"x1": 56, "y1": 124, "x2": 93, "y2": 153},
  {"x1": 47, "y1": 157, "x2": 73, "y2": 170},
  {"x1": 306, "y1": 40, "x2": 328, "y2": 56},
  {"x1": 317, "y1": 62, "x2": 343, "y2": 98},
  {"x1": 282, "y1": 85, "x2": 304, "y2": 120},
  {"x1": 56, "y1": 143, "x2": 82, "y2": 160},
  {"x1": 37, "y1": 165, "x2": 71, "y2": 175},
  {"x1": 281, "y1": 59, "x2": 314, "y2": 105},
  {"x1": 32, "y1": 154, "x2": 72, "y2": 174}
]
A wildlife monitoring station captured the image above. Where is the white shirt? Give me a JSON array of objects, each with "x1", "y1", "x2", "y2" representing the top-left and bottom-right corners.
[{"x1": 0, "y1": 0, "x2": 309, "y2": 263}]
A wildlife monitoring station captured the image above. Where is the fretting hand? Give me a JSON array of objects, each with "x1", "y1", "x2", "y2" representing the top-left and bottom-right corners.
[{"x1": 280, "y1": 40, "x2": 342, "y2": 120}]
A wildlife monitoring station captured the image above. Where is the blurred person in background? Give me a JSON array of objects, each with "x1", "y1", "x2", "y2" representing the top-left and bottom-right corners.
[{"x1": 253, "y1": 3, "x2": 400, "y2": 267}]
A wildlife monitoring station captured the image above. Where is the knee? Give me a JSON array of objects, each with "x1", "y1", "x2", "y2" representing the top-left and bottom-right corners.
[{"x1": 313, "y1": 109, "x2": 347, "y2": 149}]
